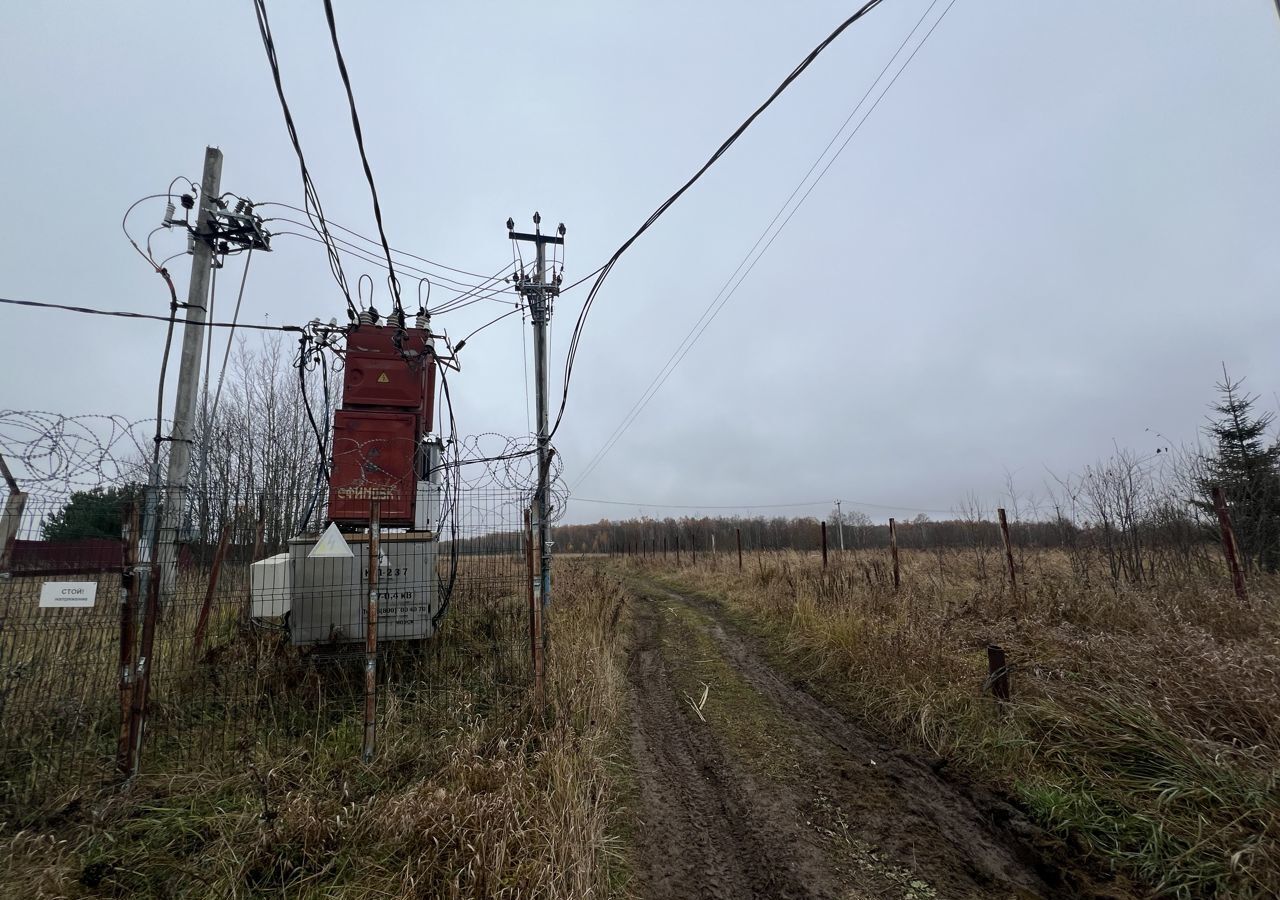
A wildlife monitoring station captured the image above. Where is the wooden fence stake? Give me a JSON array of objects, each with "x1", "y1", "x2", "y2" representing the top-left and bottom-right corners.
[
  {"x1": 691, "y1": 533, "x2": 696, "y2": 566},
  {"x1": 676, "y1": 535, "x2": 681, "y2": 565},
  {"x1": 987, "y1": 644, "x2": 1010, "y2": 703},
  {"x1": 1211, "y1": 485, "x2": 1249, "y2": 606},
  {"x1": 821, "y1": 521, "x2": 828, "y2": 567},
  {"x1": 997, "y1": 508, "x2": 1018, "y2": 599},
  {"x1": 362, "y1": 501, "x2": 380, "y2": 764},
  {"x1": 888, "y1": 517, "x2": 900, "y2": 591},
  {"x1": 736, "y1": 528, "x2": 743, "y2": 572}
]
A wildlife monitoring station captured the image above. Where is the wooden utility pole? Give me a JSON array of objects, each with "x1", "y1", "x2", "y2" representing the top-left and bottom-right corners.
[{"x1": 1211, "y1": 486, "x2": 1249, "y2": 606}]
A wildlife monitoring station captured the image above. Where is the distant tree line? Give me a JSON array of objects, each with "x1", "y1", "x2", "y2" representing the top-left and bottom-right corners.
[{"x1": 557, "y1": 371, "x2": 1280, "y2": 584}]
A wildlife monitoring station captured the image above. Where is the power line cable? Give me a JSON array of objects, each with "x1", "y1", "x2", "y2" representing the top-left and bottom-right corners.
[
  {"x1": 258, "y1": 202, "x2": 495, "y2": 281},
  {"x1": 264, "y1": 214, "x2": 506, "y2": 295},
  {"x1": 552, "y1": 0, "x2": 889, "y2": 441},
  {"x1": 575, "y1": 0, "x2": 957, "y2": 490},
  {"x1": 208, "y1": 249, "x2": 255, "y2": 424},
  {"x1": 253, "y1": 0, "x2": 357, "y2": 322},
  {"x1": 270, "y1": 228, "x2": 514, "y2": 311},
  {"x1": 322, "y1": 0, "x2": 403, "y2": 317},
  {"x1": 0, "y1": 296, "x2": 305, "y2": 333}
]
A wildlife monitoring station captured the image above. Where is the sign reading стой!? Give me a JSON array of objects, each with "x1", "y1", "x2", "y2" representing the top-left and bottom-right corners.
[{"x1": 39, "y1": 582, "x2": 97, "y2": 608}]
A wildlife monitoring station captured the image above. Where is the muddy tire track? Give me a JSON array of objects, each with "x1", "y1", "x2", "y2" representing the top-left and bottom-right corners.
[{"x1": 625, "y1": 580, "x2": 1100, "y2": 900}]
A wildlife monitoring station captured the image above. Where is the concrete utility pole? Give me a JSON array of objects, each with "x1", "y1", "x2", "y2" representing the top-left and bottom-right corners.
[
  {"x1": 158, "y1": 147, "x2": 223, "y2": 598},
  {"x1": 509, "y1": 213, "x2": 564, "y2": 659},
  {"x1": 835, "y1": 499, "x2": 845, "y2": 553}
]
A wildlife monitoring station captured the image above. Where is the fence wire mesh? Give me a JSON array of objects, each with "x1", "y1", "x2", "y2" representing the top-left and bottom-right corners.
[{"x1": 0, "y1": 414, "x2": 540, "y2": 818}]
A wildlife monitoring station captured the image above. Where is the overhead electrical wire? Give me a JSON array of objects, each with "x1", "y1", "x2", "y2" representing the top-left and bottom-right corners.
[
  {"x1": 552, "y1": 0, "x2": 889, "y2": 442},
  {"x1": 269, "y1": 228, "x2": 514, "y2": 311},
  {"x1": 574, "y1": 0, "x2": 958, "y2": 490},
  {"x1": 0, "y1": 296, "x2": 305, "y2": 333},
  {"x1": 322, "y1": 0, "x2": 403, "y2": 318},
  {"x1": 253, "y1": 0, "x2": 358, "y2": 322},
  {"x1": 258, "y1": 202, "x2": 496, "y2": 281},
  {"x1": 264, "y1": 214, "x2": 507, "y2": 295},
  {"x1": 208, "y1": 249, "x2": 255, "y2": 425}
]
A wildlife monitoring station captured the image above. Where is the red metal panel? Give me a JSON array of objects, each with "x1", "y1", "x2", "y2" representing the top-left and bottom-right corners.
[
  {"x1": 341, "y1": 325, "x2": 434, "y2": 425},
  {"x1": 328, "y1": 409, "x2": 417, "y2": 524}
]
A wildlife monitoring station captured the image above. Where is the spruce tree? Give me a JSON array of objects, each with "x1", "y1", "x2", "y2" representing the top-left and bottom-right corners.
[{"x1": 1199, "y1": 371, "x2": 1280, "y2": 573}]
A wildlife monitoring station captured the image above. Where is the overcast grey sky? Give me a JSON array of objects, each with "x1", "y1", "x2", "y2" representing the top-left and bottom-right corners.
[{"x1": 2, "y1": 2, "x2": 1278, "y2": 524}]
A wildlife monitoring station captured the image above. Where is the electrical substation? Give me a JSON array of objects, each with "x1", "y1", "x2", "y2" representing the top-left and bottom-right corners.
[{"x1": 252, "y1": 315, "x2": 447, "y2": 646}]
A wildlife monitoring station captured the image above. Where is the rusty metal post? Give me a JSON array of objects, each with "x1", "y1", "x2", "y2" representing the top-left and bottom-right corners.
[
  {"x1": 889, "y1": 518, "x2": 900, "y2": 591},
  {"x1": 129, "y1": 555, "x2": 162, "y2": 776},
  {"x1": 997, "y1": 508, "x2": 1018, "y2": 599},
  {"x1": 736, "y1": 527, "x2": 743, "y2": 572},
  {"x1": 821, "y1": 521, "x2": 828, "y2": 567},
  {"x1": 525, "y1": 508, "x2": 544, "y2": 704},
  {"x1": 363, "y1": 501, "x2": 380, "y2": 764},
  {"x1": 191, "y1": 524, "x2": 231, "y2": 660},
  {"x1": 1211, "y1": 486, "x2": 1249, "y2": 606},
  {"x1": 117, "y1": 502, "x2": 140, "y2": 775},
  {"x1": 987, "y1": 644, "x2": 1010, "y2": 703}
]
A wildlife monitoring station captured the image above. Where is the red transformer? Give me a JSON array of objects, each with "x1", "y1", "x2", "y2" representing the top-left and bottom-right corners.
[{"x1": 327, "y1": 324, "x2": 436, "y2": 526}]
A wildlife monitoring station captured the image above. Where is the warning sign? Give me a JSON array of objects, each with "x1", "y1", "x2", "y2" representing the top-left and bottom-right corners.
[
  {"x1": 309, "y1": 522, "x2": 354, "y2": 558},
  {"x1": 40, "y1": 582, "x2": 97, "y2": 608},
  {"x1": 377, "y1": 372, "x2": 390, "y2": 383}
]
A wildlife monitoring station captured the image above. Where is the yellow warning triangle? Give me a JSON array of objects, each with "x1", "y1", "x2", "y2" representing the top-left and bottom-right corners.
[
  {"x1": 377, "y1": 372, "x2": 390, "y2": 383},
  {"x1": 309, "y1": 522, "x2": 354, "y2": 558}
]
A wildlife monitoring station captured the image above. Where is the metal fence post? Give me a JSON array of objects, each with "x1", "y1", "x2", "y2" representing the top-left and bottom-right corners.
[
  {"x1": 192, "y1": 524, "x2": 231, "y2": 660},
  {"x1": 525, "y1": 508, "x2": 544, "y2": 704},
  {"x1": 363, "y1": 501, "x2": 380, "y2": 763},
  {"x1": 821, "y1": 521, "x2": 828, "y2": 567},
  {"x1": 117, "y1": 502, "x2": 140, "y2": 775},
  {"x1": 736, "y1": 527, "x2": 742, "y2": 572},
  {"x1": 0, "y1": 451, "x2": 26, "y2": 573},
  {"x1": 889, "y1": 517, "x2": 900, "y2": 591}
]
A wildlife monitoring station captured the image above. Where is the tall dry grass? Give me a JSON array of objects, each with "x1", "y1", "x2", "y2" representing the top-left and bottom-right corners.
[
  {"x1": 0, "y1": 561, "x2": 628, "y2": 899},
  {"x1": 626, "y1": 548, "x2": 1280, "y2": 899}
]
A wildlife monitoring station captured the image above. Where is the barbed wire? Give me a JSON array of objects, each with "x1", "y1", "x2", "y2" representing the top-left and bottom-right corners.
[
  {"x1": 447, "y1": 433, "x2": 567, "y2": 522},
  {"x1": 0, "y1": 411, "x2": 158, "y2": 499}
]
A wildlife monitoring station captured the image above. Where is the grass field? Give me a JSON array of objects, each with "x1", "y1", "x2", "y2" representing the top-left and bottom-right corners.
[
  {"x1": 0, "y1": 561, "x2": 629, "y2": 898},
  {"x1": 615, "y1": 547, "x2": 1280, "y2": 898}
]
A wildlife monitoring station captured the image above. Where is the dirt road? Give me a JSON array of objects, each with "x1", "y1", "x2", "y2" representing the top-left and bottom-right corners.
[{"x1": 625, "y1": 580, "x2": 1089, "y2": 900}]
